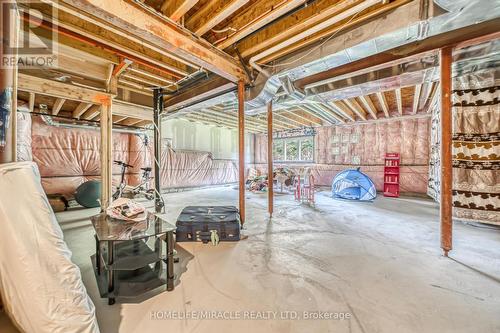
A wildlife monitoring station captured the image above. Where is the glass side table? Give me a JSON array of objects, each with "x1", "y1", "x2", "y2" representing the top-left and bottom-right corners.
[{"x1": 90, "y1": 212, "x2": 176, "y2": 305}]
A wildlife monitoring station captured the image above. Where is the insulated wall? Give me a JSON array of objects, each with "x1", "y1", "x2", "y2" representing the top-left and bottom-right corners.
[
  {"x1": 162, "y1": 118, "x2": 254, "y2": 162},
  {"x1": 428, "y1": 70, "x2": 500, "y2": 225},
  {"x1": 253, "y1": 117, "x2": 431, "y2": 194},
  {"x1": 27, "y1": 116, "x2": 144, "y2": 197},
  {"x1": 17, "y1": 114, "x2": 242, "y2": 197}
]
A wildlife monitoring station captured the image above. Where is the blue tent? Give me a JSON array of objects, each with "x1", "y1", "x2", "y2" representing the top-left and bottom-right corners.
[{"x1": 331, "y1": 168, "x2": 376, "y2": 201}]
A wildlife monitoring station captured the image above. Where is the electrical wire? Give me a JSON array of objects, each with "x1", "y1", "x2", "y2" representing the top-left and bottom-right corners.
[{"x1": 211, "y1": 26, "x2": 237, "y2": 34}]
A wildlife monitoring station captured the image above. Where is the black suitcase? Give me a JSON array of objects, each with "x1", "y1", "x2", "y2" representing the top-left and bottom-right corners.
[{"x1": 176, "y1": 206, "x2": 241, "y2": 243}]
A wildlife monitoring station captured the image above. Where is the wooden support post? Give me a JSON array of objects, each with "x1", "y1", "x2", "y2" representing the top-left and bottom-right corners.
[
  {"x1": 440, "y1": 46, "x2": 453, "y2": 256},
  {"x1": 100, "y1": 99, "x2": 113, "y2": 210},
  {"x1": 238, "y1": 80, "x2": 245, "y2": 225},
  {"x1": 0, "y1": 1, "x2": 18, "y2": 163},
  {"x1": 267, "y1": 101, "x2": 273, "y2": 218}
]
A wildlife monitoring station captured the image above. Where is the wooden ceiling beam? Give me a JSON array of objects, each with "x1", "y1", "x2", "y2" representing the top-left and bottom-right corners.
[
  {"x1": 331, "y1": 101, "x2": 357, "y2": 122},
  {"x1": 281, "y1": 109, "x2": 323, "y2": 126},
  {"x1": 52, "y1": 98, "x2": 66, "y2": 116},
  {"x1": 359, "y1": 95, "x2": 378, "y2": 120},
  {"x1": 52, "y1": 53, "x2": 109, "y2": 81},
  {"x1": 113, "y1": 100, "x2": 153, "y2": 121},
  {"x1": 22, "y1": 7, "x2": 191, "y2": 79},
  {"x1": 56, "y1": 0, "x2": 246, "y2": 82},
  {"x1": 395, "y1": 88, "x2": 403, "y2": 115},
  {"x1": 18, "y1": 73, "x2": 112, "y2": 104},
  {"x1": 343, "y1": 98, "x2": 366, "y2": 120},
  {"x1": 81, "y1": 104, "x2": 101, "y2": 120},
  {"x1": 73, "y1": 102, "x2": 93, "y2": 118},
  {"x1": 112, "y1": 59, "x2": 133, "y2": 78},
  {"x1": 234, "y1": 109, "x2": 286, "y2": 128},
  {"x1": 105, "y1": 64, "x2": 114, "y2": 91},
  {"x1": 134, "y1": 120, "x2": 153, "y2": 127},
  {"x1": 119, "y1": 78, "x2": 149, "y2": 90},
  {"x1": 119, "y1": 118, "x2": 144, "y2": 126},
  {"x1": 297, "y1": 105, "x2": 333, "y2": 125},
  {"x1": 185, "y1": 112, "x2": 264, "y2": 132},
  {"x1": 317, "y1": 104, "x2": 346, "y2": 124},
  {"x1": 376, "y1": 92, "x2": 390, "y2": 118},
  {"x1": 164, "y1": 76, "x2": 236, "y2": 111},
  {"x1": 426, "y1": 82, "x2": 439, "y2": 113},
  {"x1": 121, "y1": 73, "x2": 164, "y2": 88},
  {"x1": 239, "y1": 0, "x2": 377, "y2": 59},
  {"x1": 112, "y1": 115, "x2": 128, "y2": 123},
  {"x1": 257, "y1": 0, "x2": 409, "y2": 64},
  {"x1": 203, "y1": 108, "x2": 269, "y2": 129},
  {"x1": 128, "y1": 66, "x2": 174, "y2": 85},
  {"x1": 412, "y1": 84, "x2": 422, "y2": 114},
  {"x1": 183, "y1": 114, "x2": 242, "y2": 131},
  {"x1": 117, "y1": 84, "x2": 153, "y2": 97},
  {"x1": 294, "y1": 3, "x2": 500, "y2": 90},
  {"x1": 161, "y1": 0, "x2": 199, "y2": 22},
  {"x1": 254, "y1": 113, "x2": 294, "y2": 129},
  {"x1": 28, "y1": 92, "x2": 35, "y2": 112},
  {"x1": 273, "y1": 112, "x2": 310, "y2": 128},
  {"x1": 186, "y1": 0, "x2": 250, "y2": 36},
  {"x1": 214, "y1": 0, "x2": 307, "y2": 50}
]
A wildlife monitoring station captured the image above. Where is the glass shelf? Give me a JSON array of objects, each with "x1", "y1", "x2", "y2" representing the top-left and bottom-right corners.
[
  {"x1": 91, "y1": 255, "x2": 166, "y2": 298},
  {"x1": 100, "y1": 240, "x2": 163, "y2": 271}
]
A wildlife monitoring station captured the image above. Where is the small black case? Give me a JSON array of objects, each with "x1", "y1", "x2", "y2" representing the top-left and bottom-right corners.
[{"x1": 176, "y1": 206, "x2": 241, "y2": 243}]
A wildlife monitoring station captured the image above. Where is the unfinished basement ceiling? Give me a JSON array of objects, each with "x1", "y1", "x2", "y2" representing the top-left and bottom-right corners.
[
  {"x1": 14, "y1": 0, "x2": 500, "y2": 132},
  {"x1": 163, "y1": 0, "x2": 500, "y2": 132}
]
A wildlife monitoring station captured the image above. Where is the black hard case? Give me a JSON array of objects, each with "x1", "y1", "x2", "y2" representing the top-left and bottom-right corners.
[{"x1": 176, "y1": 206, "x2": 241, "y2": 243}]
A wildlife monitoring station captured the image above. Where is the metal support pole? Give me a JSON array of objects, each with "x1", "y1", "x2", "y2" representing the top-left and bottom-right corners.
[
  {"x1": 107, "y1": 240, "x2": 115, "y2": 305},
  {"x1": 153, "y1": 88, "x2": 164, "y2": 213},
  {"x1": 440, "y1": 46, "x2": 453, "y2": 256},
  {"x1": 166, "y1": 231, "x2": 174, "y2": 291},
  {"x1": 267, "y1": 101, "x2": 273, "y2": 218},
  {"x1": 238, "y1": 80, "x2": 245, "y2": 225}
]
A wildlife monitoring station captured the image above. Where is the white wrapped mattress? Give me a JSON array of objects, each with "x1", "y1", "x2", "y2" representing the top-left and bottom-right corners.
[{"x1": 0, "y1": 162, "x2": 99, "y2": 333}]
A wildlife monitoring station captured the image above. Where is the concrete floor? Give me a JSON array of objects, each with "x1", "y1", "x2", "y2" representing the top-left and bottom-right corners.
[{"x1": 2, "y1": 187, "x2": 500, "y2": 332}]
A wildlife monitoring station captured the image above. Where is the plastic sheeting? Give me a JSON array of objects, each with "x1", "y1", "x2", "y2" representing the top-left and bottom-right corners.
[
  {"x1": 22, "y1": 114, "x2": 238, "y2": 196},
  {"x1": 253, "y1": 117, "x2": 431, "y2": 194},
  {"x1": 0, "y1": 162, "x2": 99, "y2": 333},
  {"x1": 161, "y1": 147, "x2": 238, "y2": 188},
  {"x1": 16, "y1": 111, "x2": 32, "y2": 161},
  {"x1": 28, "y1": 116, "x2": 148, "y2": 196},
  {"x1": 428, "y1": 68, "x2": 500, "y2": 225}
]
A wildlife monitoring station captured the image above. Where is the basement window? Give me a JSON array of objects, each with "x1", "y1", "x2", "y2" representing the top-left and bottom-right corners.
[{"x1": 273, "y1": 136, "x2": 314, "y2": 163}]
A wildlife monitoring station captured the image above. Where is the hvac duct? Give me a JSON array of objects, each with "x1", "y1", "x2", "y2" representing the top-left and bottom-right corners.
[{"x1": 165, "y1": 0, "x2": 500, "y2": 116}]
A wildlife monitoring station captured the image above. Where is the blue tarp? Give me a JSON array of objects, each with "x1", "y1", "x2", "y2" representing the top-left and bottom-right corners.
[{"x1": 332, "y1": 168, "x2": 376, "y2": 201}]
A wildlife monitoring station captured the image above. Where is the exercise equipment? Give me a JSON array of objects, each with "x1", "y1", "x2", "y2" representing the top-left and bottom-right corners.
[
  {"x1": 112, "y1": 160, "x2": 133, "y2": 200},
  {"x1": 130, "y1": 167, "x2": 154, "y2": 200},
  {"x1": 75, "y1": 180, "x2": 101, "y2": 208}
]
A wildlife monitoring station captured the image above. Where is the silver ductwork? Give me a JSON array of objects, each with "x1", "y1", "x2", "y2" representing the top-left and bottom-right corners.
[
  {"x1": 433, "y1": 0, "x2": 470, "y2": 12},
  {"x1": 37, "y1": 114, "x2": 150, "y2": 134},
  {"x1": 165, "y1": 0, "x2": 500, "y2": 117}
]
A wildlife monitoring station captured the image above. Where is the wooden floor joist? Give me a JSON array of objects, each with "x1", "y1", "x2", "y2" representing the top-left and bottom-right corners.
[
  {"x1": 18, "y1": 74, "x2": 112, "y2": 104},
  {"x1": 55, "y1": 0, "x2": 246, "y2": 82}
]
